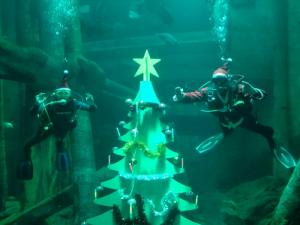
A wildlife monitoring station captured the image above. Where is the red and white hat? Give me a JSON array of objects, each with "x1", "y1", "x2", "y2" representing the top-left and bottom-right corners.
[
  {"x1": 56, "y1": 69, "x2": 70, "y2": 89},
  {"x1": 212, "y1": 66, "x2": 228, "y2": 79}
]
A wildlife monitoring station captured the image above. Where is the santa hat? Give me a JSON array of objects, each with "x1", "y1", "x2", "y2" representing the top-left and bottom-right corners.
[
  {"x1": 212, "y1": 66, "x2": 228, "y2": 79},
  {"x1": 57, "y1": 69, "x2": 70, "y2": 89}
]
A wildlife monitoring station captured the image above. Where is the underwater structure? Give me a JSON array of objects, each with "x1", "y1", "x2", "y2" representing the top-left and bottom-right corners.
[
  {"x1": 87, "y1": 50, "x2": 199, "y2": 225},
  {"x1": 1, "y1": 1, "x2": 300, "y2": 224}
]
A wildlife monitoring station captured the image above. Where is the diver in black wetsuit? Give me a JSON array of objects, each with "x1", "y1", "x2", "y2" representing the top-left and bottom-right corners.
[
  {"x1": 173, "y1": 64, "x2": 296, "y2": 168},
  {"x1": 19, "y1": 71, "x2": 97, "y2": 180}
]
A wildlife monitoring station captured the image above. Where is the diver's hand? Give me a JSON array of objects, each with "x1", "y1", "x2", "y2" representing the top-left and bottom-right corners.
[
  {"x1": 84, "y1": 93, "x2": 97, "y2": 111},
  {"x1": 89, "y1": 104, "x2": 97, "y2": 112},
  {"x1": 173, "y1": 87, "x2": 184, "y2": 102},
  {"x1": 35, "y1": 92, "x2": 47, "y2": 103},
  {"x1": 252, "y1": 88, "x2": 267, "y2": 100},
  {"x1": 85, "y1": 93, "x2": 95, "y2": 104}
]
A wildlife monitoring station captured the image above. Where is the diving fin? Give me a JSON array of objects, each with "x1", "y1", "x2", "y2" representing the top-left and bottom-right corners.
[
  {"x1": 195, "y1": 133, "x2": 224, "y2": 154},
  {"x1": 273, "y1": 144, "x2": 296, "y2": 169},
  {"x1": 18, "y1": 160, "x2": 33, "y2": 180},
  {"x1": 56, "y1": 152, "x2": 71, "y2": 171}
]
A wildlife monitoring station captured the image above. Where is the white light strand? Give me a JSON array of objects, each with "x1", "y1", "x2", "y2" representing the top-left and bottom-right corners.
[{"x1": 119, "y1": 172, "x2": 173, "y2": 181}]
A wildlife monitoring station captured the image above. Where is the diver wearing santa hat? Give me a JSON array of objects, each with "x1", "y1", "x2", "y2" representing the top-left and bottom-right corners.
[
  {"x1": 173, "y1": 62, "x2": 296, "y2": 169},
  {"x1": 18, "y1": 69, "x2": 97, "y2": 180}
]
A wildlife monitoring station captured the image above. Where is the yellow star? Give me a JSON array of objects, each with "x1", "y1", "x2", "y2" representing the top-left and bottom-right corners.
[{"x1": 133, "y1": 50, "x2": 161, "y2": 81}]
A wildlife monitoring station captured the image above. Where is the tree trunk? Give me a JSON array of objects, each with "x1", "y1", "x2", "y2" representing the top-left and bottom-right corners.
[
  {"x1": 15, "y1": 0, "x2": 65, "y2": 210},
  {"x1": 38, "y1": 0, "x2": 65, "y2": 57},
  {"x1": 271, "y1": 160, "x2": 300, "y2": 225},
  {"x1": 64, "y1": 0, "x2": 98, "y2": 222},
  {"x1": 272, "y1": 2, "x2": 300, "y2": 222},
  {"x1": 71, "y1": 111, "x2": 97, "y2": 223}
]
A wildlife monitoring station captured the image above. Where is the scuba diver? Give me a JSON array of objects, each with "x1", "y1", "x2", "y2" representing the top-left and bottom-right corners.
[
  {"x1": 173, "y1": 62, "x2": 296, "y2": 169},
  {"x1": 18, "y1": 70, "x2": 97, "y2": 180}
]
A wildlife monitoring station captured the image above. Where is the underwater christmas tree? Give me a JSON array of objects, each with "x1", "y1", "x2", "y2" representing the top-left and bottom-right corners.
[{"x1": 87, "y1": 50, "x2": 200, "y2": 225}]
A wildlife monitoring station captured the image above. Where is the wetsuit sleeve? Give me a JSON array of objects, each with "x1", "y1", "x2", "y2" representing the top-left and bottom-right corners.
[
  {"x1": 180, "y1": 88, "x2": 207, "y2": 103},
  {"x1": 74, "y1": 99, "x2": 97, "y2": 112}
]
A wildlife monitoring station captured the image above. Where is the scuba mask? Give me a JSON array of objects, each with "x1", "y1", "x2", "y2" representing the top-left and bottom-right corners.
[
  {"x1": 54, "y1": 88, "x2": 71, "y2": 100},
  {"x1": 212, "y1": 76, "x2": 229, "y2": 91}
]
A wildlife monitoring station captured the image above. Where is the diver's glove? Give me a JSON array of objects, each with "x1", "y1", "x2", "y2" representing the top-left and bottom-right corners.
[
  {"x1": 173, "y1": 87, "x2": 185, "y2": 102},
  {"x1": 35, "y1": 92, "x2": 47, "y2": 104},
  {"x1": 85, "y1": 93, "x2": 95, "y2": 104},
  {"x1": 85, "y1": 93, "x2": 97, "y2": 111}
]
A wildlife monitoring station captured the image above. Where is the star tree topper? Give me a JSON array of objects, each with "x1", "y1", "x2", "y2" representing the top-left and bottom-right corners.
[{"x1": 133, "y1": 50, "x2": 161, "y2": 81}]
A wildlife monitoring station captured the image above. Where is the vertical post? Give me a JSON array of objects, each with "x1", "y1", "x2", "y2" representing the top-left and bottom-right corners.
[
  {"x1": 1, "y1": 0, "x2": 16, "y2": 41},
  {"x1": 287, "y1": 0, "x2": 300, "y2": 156},
  {"x1": 272, "y1": 0, "x2": 289, "y2": 178},
  {"x1": 16, "y1": 0, "x2": 35, "y2": 45},
  {"x1": 0, "y1": 80, "x2": 7, "y2": 212},
  {"x1": 0, "y1": 1, "x2": 2, "y2": 36},
  {"x1": 0, "y1": 0, "x2": 7, "y2": 212}
]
